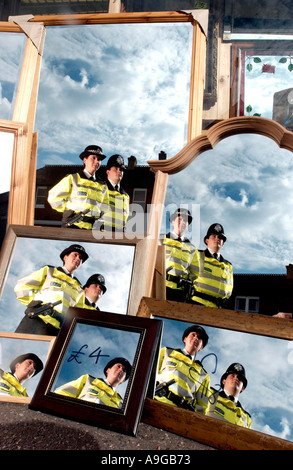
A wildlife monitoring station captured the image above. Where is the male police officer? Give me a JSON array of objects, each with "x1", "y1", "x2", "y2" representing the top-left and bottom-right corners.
[
  {"x1": 0, "y1": 353, "x2": 43, "y2": 397},
  {"x1": 101, "y1": 154, "x2": 130, "y2": 232},
  {"x1": 54, "y1": 357, "x2": 132, "y2": 408},
  {"x1": 155, "y1": 324, "x2": 210, "y2": 414},
  {"x1": 79, "y1": 273, "x2": 107, "y2": 311},
  {"x1": 190, "y1": 223, "x2": 233, "y2": 308},
  {"x1": 207, "y1": 362, "x2": 251, "y2": 428},
  {"x1": 14, "y1": 244, "x2": 88, "y2": 336},
  {"x1": 48, "y1": 145, "x2": 109, "y2": 229},
  {"x1": 162, "y1": 208, "x2": 196, "y2": 303}
]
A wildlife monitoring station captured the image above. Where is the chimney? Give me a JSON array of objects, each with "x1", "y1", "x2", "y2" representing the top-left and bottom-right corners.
[
  {"x1": 158, "y1": 151, "x2": 167, "y2": 160},
  {"x1": 128, "y1": 156, "x2": 137, "y2": 170},
  {"x1": 286, "y1": 264, "x2": 293, "y2": 279}
]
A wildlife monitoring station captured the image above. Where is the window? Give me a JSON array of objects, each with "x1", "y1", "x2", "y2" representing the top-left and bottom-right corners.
[
  {"x1": 35, "y1": 186, "x2": 47, "y2": 208},
  {"x1": 132, "y1": 188, "x2": 147, "y2": 211},
  {"x1": 235, "y1": 296, "x2": 259, "y2": 313}
]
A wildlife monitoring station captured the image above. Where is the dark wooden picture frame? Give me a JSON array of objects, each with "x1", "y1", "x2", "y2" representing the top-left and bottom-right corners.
[{"x1": 29, "y1": 307, "x2": 162, "y2": 436}]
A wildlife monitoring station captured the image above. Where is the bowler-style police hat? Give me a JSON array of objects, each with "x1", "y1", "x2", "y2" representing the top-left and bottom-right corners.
[
  {"x1": 10, "y1": 353, "x2": 43, "y2": 377},
  {"x1": 104, "y1": 357, "x2": 132, "y2": 381},
  {"x1": 83, "y1": 274, "x2": 107, "y2": 294},
  {"x1": 182, "y1": 325, "x2": 209, "y2": 349},
  {"x1": 60, "y1": 244, "x2": 89, "y2": 263},
  {"x1": 170, "y1": 208, "x2": 192, "y2": 225},
  {"x1": 106, "y1": 154, "x2": 126, "y2": 170},
  {"x1": 79, "y1": 145, "x2": 107, "y2": 161},
  {"x1": 204, "y1": 223, "x2": 227, "y2": 244},
  {"x1": 220, "y1": 363, "x2": 247, "y2": 390}
]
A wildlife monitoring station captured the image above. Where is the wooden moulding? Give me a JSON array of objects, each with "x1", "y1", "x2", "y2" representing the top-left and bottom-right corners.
[
  {"x1": 138, "y1": 297, "x2": 293, "y2": 450},
  {"x1": 147, "y1": 116, "x2": 293, "y2": 175}
]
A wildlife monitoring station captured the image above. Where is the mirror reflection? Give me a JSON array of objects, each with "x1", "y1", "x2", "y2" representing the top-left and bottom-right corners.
[
  {"x1": 154, "y1": 317, "x2": 293, "y2": 441},
  {"x1": 0, "y1": 32, "x2": 25, "y2": 120},
  {"x1": 0, "y1": 237, "x2": 134, "y2": 334},
  {"x1": 0, "y1": 336, "x2": 51, "y2": 398},
  {"x1": 51, "y1": 321, "x2": 140, "y2": 410},
  {"x1": 35, "y1": 23, "x2": 192, "y2": 169},
  {"x1": 161, "y1": 133, "x2": 293, "y2": 311}
]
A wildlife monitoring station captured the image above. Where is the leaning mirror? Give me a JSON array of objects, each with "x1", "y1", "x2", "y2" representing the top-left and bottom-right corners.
[
  {"x1": 138, "y1": 297, "x2": 293, "y2": 450},
  {"x1": 0, "y1": 225, "x2": 151, "y2": 336},
  {"x1": 29, "y1": 307, "x2": 162, "y2": 436}
]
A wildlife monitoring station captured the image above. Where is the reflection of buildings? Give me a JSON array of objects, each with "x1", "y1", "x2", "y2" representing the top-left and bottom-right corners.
[
  {"x1": 226, "y1": 264, "x2": 293, "y2": 316},
  {"x1": 34, "y1": 156, "x2": 155, "y2": 227},
  {"x1": 273, "y1": 88, "x2": 293, "y2": 132},
  {"x1": 0, "y1": 192, "x2": 9, "y2": 249}
]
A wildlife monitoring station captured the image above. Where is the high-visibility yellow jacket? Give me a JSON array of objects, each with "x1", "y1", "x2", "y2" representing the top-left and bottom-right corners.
[
  {"x1": 207, "y1": 389, "x2": 252, "y2": 428},
  {"x1": 0, "y1": 370, "x2": 28, "y2": 397},
  {"x1": 162, "y1": 234, "x2": 196, "y2": 292},
  {"x1": 101, "y1": 181, "x2": 130, "y2": 231},
  {"x1": 189, "y1": 249, "x2": 233, "y2": 308},
  {"x1": 154, "y1": 347, "x2": 211, "y2": 414},
  {"x1": 48, "y1": 172, "x2": 109, "y2": 229},
  {"x1": 54, "y1": 374, "x2": 122, "y2": 408},
  {"x1": 14, "y1": 266, "x2": 84, "y2": 330}
]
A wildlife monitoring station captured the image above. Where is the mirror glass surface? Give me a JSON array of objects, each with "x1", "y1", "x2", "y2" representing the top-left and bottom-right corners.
[
  {"x1": 156, "y1": 316, "x2": 293, "y2": 442},
  {"x1": 0, "y1": 32, "x2": 25, "y2": 120},
  {"x1": 34, "y1": 23, "x2": 192, "y2": 169},
  {"x1": 0, "y1": 336, "x2": 51, "y2": 398},
  {"x1": 51, "y1": 321, "x2": 141, "y2": 408},
  {"x1": 0, "y1": 237, "x2": 134, "y2": 333},
  {"x1": 0, "y1": 131, "x2": 14, "y2": 194},
  {"x1": 163, "y1": 133, "x2": 293, "y2": 275}
]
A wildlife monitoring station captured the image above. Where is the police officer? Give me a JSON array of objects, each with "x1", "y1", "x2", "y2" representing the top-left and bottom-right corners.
[
  {"x1": 102, "y1": 154, "x2": 130, "y2": 232},
  {"x1": 14, "y1": 244, "x2": 88, "y2": 336},
  {"x1": 162, "y1": 208, "x2": 196, "y2": 303},
  {"x1": 207, "y1": 363, "x2": 251, "y2": 428},
  {"x1": 0, "y1": 353, "x2": 43, "y2": 398},
  {"x1": 54, "y1": 357, "x2": 132, "y2": 409},
  {"x1": 190, "y1": 223, "x2": 233, "y2": 308},
  {"x1": 154, "y1": 324, "x2": 210, "y2": 414},
  {"x1": 48, "y1": 145, "x2": 109, "y2": 229},
  {"x1": 80, "y1": 273, "x2": 107, "y2": 311}
]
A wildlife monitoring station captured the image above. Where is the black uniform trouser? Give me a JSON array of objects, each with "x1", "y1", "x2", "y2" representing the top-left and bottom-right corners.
[{"x1": 15, "y1": 315, "x2": 60, "y2": 336}]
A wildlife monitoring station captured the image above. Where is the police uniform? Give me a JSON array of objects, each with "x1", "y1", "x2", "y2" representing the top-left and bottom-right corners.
[
  {"x1": 154, "y1": 326, "x2": 210, "y2": 414},
  {"x1": 76, "y1": 273, "x2": 107, "y2": 311},
  {"x1": 48, "y1": 145, "x2": 109, "y2": 229},
  {"x1": 162, "y1": 209, "x2": 196, "y2": 303},
  {"x1": 54, "y1": 357, "x2": 132, "y2": 409},
  {"x1": 102, "y1": 154, "x2": 130, "y2": 232},
  {"x1": 0, "y1": 353, "x2": 43, "y2": 397},
  {"x1": 14, "y1": 245, "x2": 88, "y2": 336},
  {"x1": 207, "y1": 363, "x2": 251, "y2": 428},
  {"x1": 190, "y1": 223, "x2": 233, "y2": 308}
]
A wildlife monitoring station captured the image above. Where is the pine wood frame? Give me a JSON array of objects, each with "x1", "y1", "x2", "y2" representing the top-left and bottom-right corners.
[{"x1": 138, "y1": 297, "x2": 293, "y2": 450}]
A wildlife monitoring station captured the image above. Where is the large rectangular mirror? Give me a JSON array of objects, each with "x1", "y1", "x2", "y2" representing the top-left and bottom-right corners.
[
  {"x1": 138, "y1": 297, "x2": 293, "y2": 450},
  {"x1": 0, "y1": 225, "x2": 151, "y2": 337}
]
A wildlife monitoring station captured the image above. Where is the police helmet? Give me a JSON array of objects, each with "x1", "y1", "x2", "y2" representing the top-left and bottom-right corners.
[
  {"x1": 104, "y1": 357, "x2": 132, "y2": 381},
  {"x1": 83, "y1": 274, "x2": 107, "y2": 294},
  {"x1": 170, "y1": 208, "x2": 192, "y2": 225},
  {"x1": 182, "y1": 325, "x2": 209, "y2": 349},
  {"x1": 204, "y1": 223, "x2": 226, "y2": 244},
  {"x1": 60, "y1": 244, "x2": 89, "y2": 263},
  {"x1": 79, "y1": 145, "x2": 107, "y2": 161},
  {"x1": 10, "y1": 353, "x2": 43, "y2": 377},
  {"x1": 106, "y1": 154, "x2": 126, "y2": 170},
  {"x1": 220, "y1": 363, "x2": 247, "y2": 390}
]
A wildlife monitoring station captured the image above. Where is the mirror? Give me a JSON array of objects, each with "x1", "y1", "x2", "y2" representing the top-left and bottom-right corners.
[
  {"x1": 35, "y1": 22, "x2": 192, "y2": 169},
  {"x1": 0, "y1": 32, "x2": 25, "y2": 120},
  {"x1": 163, "y1": 132, "x2": 293, "y2": 275},
  {"x1": 138, "y1": 297, "x2": 293, "y2": 450},
  {"x1": 0, "y1": 225, "x2": 150, "y2": 336},
  {"x1": 29, "y1": 307, "x2": 163, "y2": 436},
  {"x1": 0, "y1": 332, "x2": 55, "y2": 402}
]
